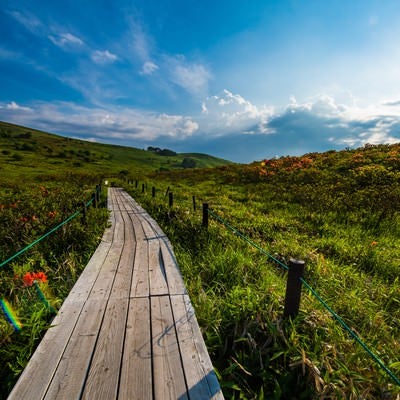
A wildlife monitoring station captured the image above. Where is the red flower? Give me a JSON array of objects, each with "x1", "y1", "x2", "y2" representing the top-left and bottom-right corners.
[
  {"x1": 34, "y1": 272, "x2": 47, "y2": 283},
  {"x1": 48, "y1": 210, "x2": 57, "y2": 218},
  {"x1": 23, "y1": 272, "x2": 35, "y2": 287},
  {"x1": 22, "y1": 271, "x2": 48, "y2": 286}
]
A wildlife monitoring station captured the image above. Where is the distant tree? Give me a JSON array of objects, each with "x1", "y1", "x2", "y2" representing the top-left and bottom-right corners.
[
  {"x1": 181, "y1": 157, "x2": 196, "y2": 168},
  {"x1": 158, "y1": 149, "x2": 177, "y2": 156}
]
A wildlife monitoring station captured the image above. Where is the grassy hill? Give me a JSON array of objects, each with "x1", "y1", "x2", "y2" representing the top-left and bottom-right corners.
[
  {"x1": 0, "y1": 120, "x2": 232, "y2": 187},
  {"x1": 1, "y1": 119, "x2": 399, "y2": 399},
  {"x1": 125, "y1": 143, "x2": 400, "y2": 399}
]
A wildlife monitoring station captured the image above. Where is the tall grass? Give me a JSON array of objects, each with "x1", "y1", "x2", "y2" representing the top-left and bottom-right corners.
[
  {"x1": 126, "y1": 145, "x2": 400, "y2": 399},
  {"x1": 0, "y1": 180, "x2": 108, "y2": 398}
]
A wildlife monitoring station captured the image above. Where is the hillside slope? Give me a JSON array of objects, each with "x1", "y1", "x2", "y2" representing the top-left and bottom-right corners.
[{"x1": 0, "y1": 120, "x2": 232, "y2": 186}]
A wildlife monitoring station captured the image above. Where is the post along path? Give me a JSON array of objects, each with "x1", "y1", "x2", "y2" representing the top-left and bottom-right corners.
[{"x1": 8, "y1": 187, "x2": 223, "y2": 399}]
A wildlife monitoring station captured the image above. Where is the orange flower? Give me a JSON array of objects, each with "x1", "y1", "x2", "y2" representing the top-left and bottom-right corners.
[
  {"x1": 19, "y1": 216, "x2": 29, "y2": 223},
  {"x1": 370, "y1": 241, "x2": 378, "y2": 247},
  {"x1": 34, "y1": 272, "x2": 48, "y2": 283},
  {"x1": 48, "y1": 210, "x2": 57, "y2": 218},
  {"x1": 22, "y1": 272, "x2": 35, "y2": 287},
  {"x1": 31, "y1": 215, "x2": 38, "y2": 222},
  {"x1": 22, "y1": 271, "x2": 48, "y2": 286}
]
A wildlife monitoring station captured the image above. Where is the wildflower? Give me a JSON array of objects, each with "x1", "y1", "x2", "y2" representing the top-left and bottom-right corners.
[
  {"x1": 48, "y1": 210, "x2": 57, "y2": 218},
  {"x1": 22, "y1": 272, "x2": 35, "y2": 287},
  {"x1": 370, "y1": 241, "x2": 378, "y2": 247},
  {"x1": 22, "y1": 272, "x2": 48, "y2": 287},
  {"x1": 34, "y1": 272, "x2": 48, "y2": 283},
  {"x1": 31, "y1": 215, "x2": 38, "y2": 222},
  {"x1": 19, "y1": 216, "x2": 29, "y2": 223}
]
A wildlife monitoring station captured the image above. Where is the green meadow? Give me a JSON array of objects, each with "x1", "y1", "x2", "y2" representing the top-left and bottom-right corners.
[{"x1": 0, "y1": 120, "x2": 399, "y2": 399}]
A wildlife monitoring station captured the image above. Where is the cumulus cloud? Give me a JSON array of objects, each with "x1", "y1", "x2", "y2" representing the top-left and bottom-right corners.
[
  {"x1": 200, "y1": 89, "x2": 274, "y2": 134},
  {"x1": 5, "y1": 101, "x2": 33, "y2": 112},
  {"x1": 1, "y1": 93, "x2": 399, "y2": 163},
  {"x1": 0, "y1": 101, "x2": 198, "y2": 143},
  {"x1": 140, "y1": 61, "x2": 159, "y2": 75},
  {"x1": 91, "y1": 50, "x2": 118, "y2": 64},
  {"x1": 166, "y1": 55, "x2": 211, "y2": 96},
  {"x1": 382, "y1": 99, "x2": 400, "y2": 107},
  {"x1": 48, "y1": 32, "x2": 84, "y2": 48}
]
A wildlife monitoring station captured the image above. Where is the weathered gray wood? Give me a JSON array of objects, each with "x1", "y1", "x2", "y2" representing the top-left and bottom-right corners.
[
  {"x1": 7, "y1": 301, "x2": 83, "y2": 400},
  {"x1": 172, "y1": 295, "x2": 224, "y2": 400},
  {"x1": 8, "y1": 187, "x2": 223, "y2": 400},
  {"x1": 160, "y1": 240, "x2": 187, "y2": 296},
  {"x1": 119, "y1": 297, "x2": 152, "y2": 399},
  {"x1": 151, "y1": 295, "x2": 188, "y2": 400},
  {"x1": 130, "y1": 213, "x2": 150, "y2": 298},
  {"x1": 82, "y1": 298, "x2": 129, "y2": 400},
  {"x1": 43, "y1": 298, "x2": 107, "y2": 399}
]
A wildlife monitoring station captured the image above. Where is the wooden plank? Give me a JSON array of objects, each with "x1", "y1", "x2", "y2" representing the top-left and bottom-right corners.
[
  {"x1": 171, "y1": 295, "x2": 224, "y2": 400},
  {"x1": 151, "y1": 295, "x2": 188, "y2": 400},
  {"x1": 149, "y1": 240, "x2": 169, "y2": 296},
  {"x1": 89, "y1": 243, "x2": 123, "y2": 300},
  {"x1": 66, "y1": 240, "x2": 111, "y2": 303},
  {"x1": 131, "y1": 241, "x2": 150, "y2": 298},
  {"x1": 119, "y1": 297, "x2": 152, "y2": 400},
  {"x1": 81, "y1": 298, "x2": 129, "y2": 400},
  {"x1": 110, "y1": 210, "x2": 135, "y2": 301},
  {"x1": 7, "y1": 301, "x2": 83, "y2": 400},
  {"x1": 102, "y1": 188, "x2": 116, "y2": 243},
  {"x1": 43, "y1": 299, "x2": 107, "y2": 399},
  {"x1": 159, "y1": 240, "x2": 186, "y2": 296}
]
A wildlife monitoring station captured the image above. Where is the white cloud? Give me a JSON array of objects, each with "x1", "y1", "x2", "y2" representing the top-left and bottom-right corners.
[
  {"x1": 91, "y1": 50, "x2": 118, "y2": 64},
  {"x1": 166, "y1": 55, "x2": 211, "y2": 96},
  {"x1": 8, "y1": 10, "x2": 43, "y2": 34},
  {"x1": 5, "y1": 101, "x2": 33, "y2": 112},
  {"x1": 140, "y1": 61, "x2": 159, "y2": 75},
  {"x1": 200, "y1": 89, "x2": 274, "y2": 134},
  {"x1": 48, "y1": 32, "x2": 84, "y2": 48},
  {"x1": 0, "y1": 101, "x2": 198, "y2": 142}
]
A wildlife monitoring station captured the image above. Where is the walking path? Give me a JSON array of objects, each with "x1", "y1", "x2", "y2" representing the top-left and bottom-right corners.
[{"x1": 8, "y1": 187, "x2": 223, "y2": 399}]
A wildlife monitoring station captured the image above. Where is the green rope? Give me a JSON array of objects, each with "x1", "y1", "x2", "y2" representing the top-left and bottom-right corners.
[
  {"x1": 300, "y1": 278, "x2": 400, "y2": 386},
  {"x1": 208, "y1": 208, "x2": 400, "y2": 387},
  {"x1": 0, "y1": 210, "x2": 80, "y2": 269},
  {"x1": 208, "y1": 208, "x2": 288, "y2": 271},
  {"x1": 0, "y1": 185, "x2": 102, "y2": 270}
]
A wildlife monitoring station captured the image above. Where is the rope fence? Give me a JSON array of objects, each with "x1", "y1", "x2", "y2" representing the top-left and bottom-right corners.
[
  {"x1": 129, "y1": 178, "x2": 400, "y2": 387},
  {"x1": 0, "y1": 184, "x2": 103, "y2": 328}
]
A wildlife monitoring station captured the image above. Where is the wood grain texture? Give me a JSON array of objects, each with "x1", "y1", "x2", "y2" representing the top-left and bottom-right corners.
[
  {"x1": 151, "y1": 295, "x2": 188, "y2": 400},
  {"x1": 119, "y1": 297, "x2": 152, "y2": 400},
  {"x1": 82, "y1": 298, "x2": 128, "y2": 400},
  {"x1": 172, "y1": 295, "x2": 224, "y2": 400},
  {"x1": 43, "y1": 299, "x2": 107, "y2": 399},
  {"x1": 7, "y1": 301, "x2": 83, "y2": 400},
  {"x1": 8, "y1": 187, "x2": 224, "y2": 400}
]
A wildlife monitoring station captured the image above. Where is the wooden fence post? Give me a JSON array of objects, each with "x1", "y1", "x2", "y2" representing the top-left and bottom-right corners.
[
  {"x1": 135, "y1": 180, "x2": 138, "y2": 188},
  {"x1": 283, "y1": 258, "x2": 305, "y2": 318},
  {"x1": 202, "y1": 203, "x2": 209, "y2": 228},
  {"x1": 93, "y1": 192, "x2": 97, "y2": 208},
  {"x1": 169, "y1": 192, "x2": 173, "y2": 207},
  {"x1": 142, "y1": 183, "x2": 145, "y2": 193},
  {"x1": 165, "y1": 186, "x2": 170, "y2": 198},
  {"x1": 96, "y1": 185, "x2": 100, "y2": 203},
  {"x1": 152, "y1": 186, "x2": 156, "y2": 198},
  {"x1": 192, "y1": 195, "x2": 196, "y2": 211}
]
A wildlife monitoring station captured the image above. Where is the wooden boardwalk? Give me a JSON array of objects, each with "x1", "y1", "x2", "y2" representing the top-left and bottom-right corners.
[{"x1": 8, "y1": 187, "x2": 223, "y2": 400}]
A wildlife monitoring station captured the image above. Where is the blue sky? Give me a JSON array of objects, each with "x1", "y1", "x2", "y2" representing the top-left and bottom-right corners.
[{"x1": 1, "y1": 0, "x2": 400, "y2": 162}]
